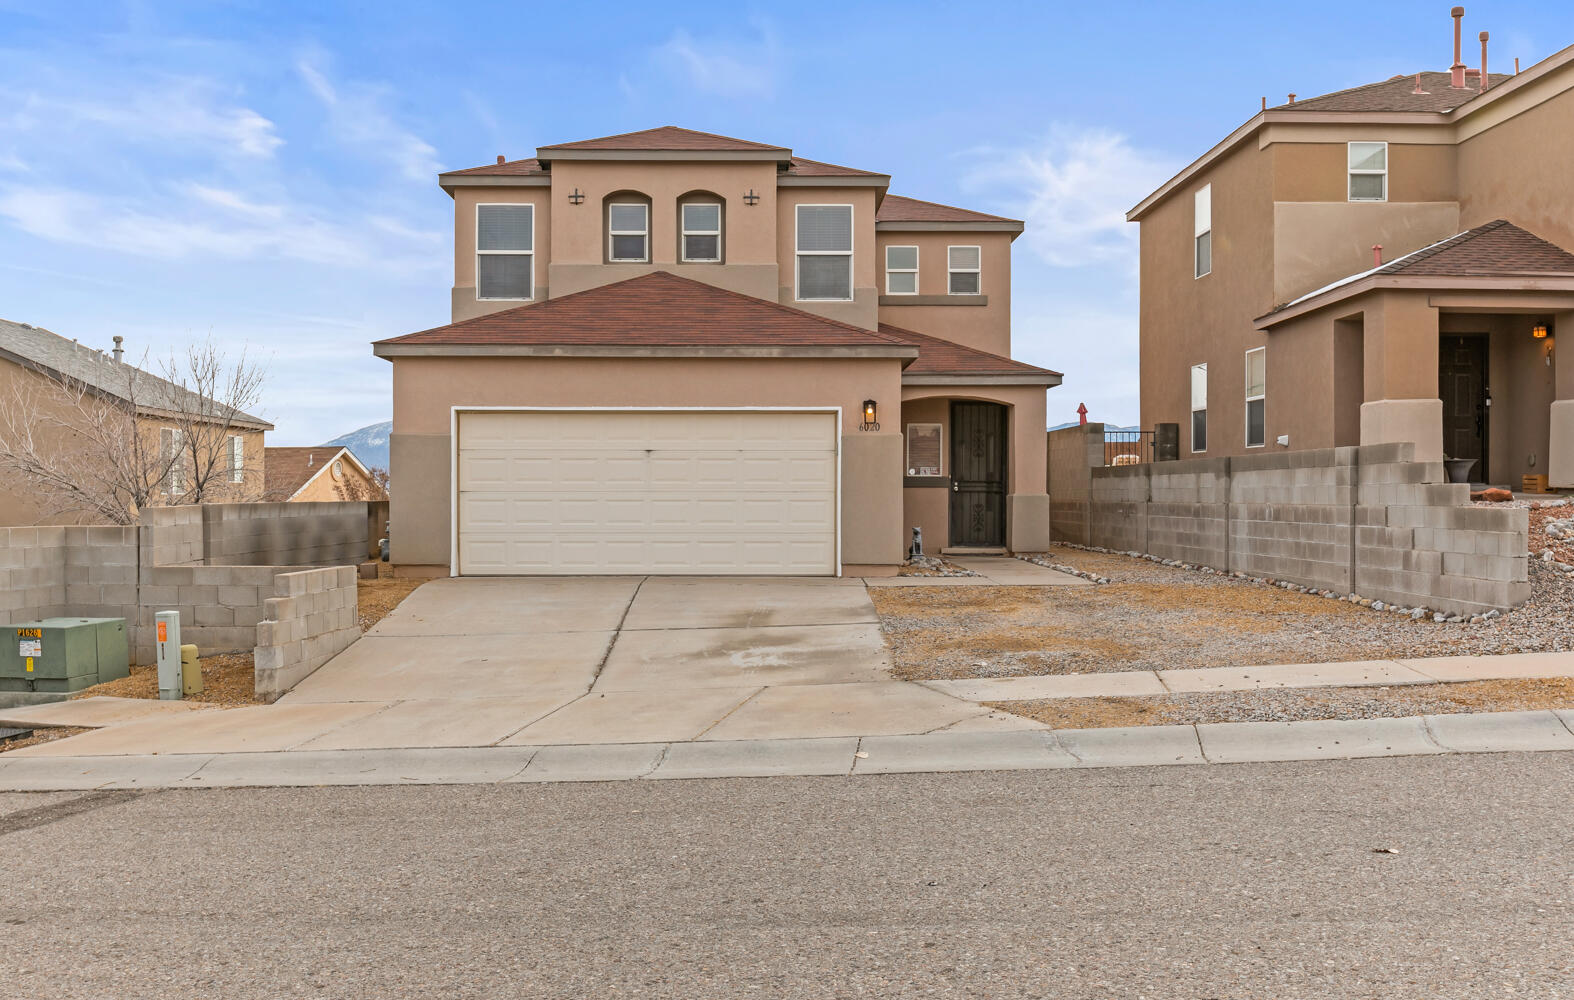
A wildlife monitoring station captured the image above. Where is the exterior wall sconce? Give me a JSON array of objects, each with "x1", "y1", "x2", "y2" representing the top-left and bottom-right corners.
[
  {"x1": 743, "y1": 189, "x2": 760, "y2": 206},
  {"x1": 859, "y1": 399, "x2": 879, "y2": 431},
  {"x1": 568, "y1": 188, "x2": 585, "y2": 205},
  {"x1": 1532, "y1": 323, "x2": 1549, "y2": 339}
]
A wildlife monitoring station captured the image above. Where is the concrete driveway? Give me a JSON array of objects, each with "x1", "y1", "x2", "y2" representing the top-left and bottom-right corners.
[{"x1": 12, "y1": 562, "x2": 1072, "y2": 758}]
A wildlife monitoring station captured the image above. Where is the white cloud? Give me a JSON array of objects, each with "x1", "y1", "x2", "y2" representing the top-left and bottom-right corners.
[
  {"x1": 650, "y1": 22, "x2": 782, "y2": 99},
  {"x1": 297, "y1": 55, "x2": 440, "y2": 182},
  {"x1": 1, "y1": 79, "x2": 282, "y2": 158},
  {"x1": 963, "y1": 127, "x2": 1177, "y2": 269}
]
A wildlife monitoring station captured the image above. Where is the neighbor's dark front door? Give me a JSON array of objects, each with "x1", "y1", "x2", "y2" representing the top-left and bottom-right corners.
[
  {"x1": 1439, "y1": 334, "x2": 1489, "y2": 480},
  {"x1": 949, "y1": 401, "x2": 1007, "y2": 547}
]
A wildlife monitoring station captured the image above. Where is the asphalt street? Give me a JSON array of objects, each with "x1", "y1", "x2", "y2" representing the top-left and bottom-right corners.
[{"x1": 2, "y1": 752, "x2": 1571, "y2": 999}]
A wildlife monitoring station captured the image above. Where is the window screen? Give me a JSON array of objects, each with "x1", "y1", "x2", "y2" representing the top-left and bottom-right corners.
[
  {"x1": 948, "y1": 245, "x2": 980, "y2": 295},
  {"x1": 1245, "y1": 349, "x2": 1266, "y2": 448},
  {"x1": 681, "y1": 203, "x2": 721, "y2": 262},
  {"x1": 1190, "y1": 363, "x2": 1208, "y2": 453},
  {"x1": 477, "y1": 204, "x2": 533, "y2": 299},
  {"x1": 796, "y1": 205, "x2": 853, "y2": 300},
  {"x1": 886, "y1": 245, "x2": 918, "y2": 294},
  {"x1": 1348, "y1": 142, "x2": 1387, "y2": 202},
  {"x1": 477, "y1": 205, "x2": 532, "y2": 251},
  {"x1": 1194, "y1": 185, "x2": 1212, "y2": 278}
]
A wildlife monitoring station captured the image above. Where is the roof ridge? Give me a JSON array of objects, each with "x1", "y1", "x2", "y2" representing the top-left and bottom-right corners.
[{"x1": 538, "y1": 125, "x2": 786, "y2": 152}]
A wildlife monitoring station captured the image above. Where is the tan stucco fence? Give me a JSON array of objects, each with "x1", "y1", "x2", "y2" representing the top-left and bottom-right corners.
[
  {"x1": 1048, "y1": 425, "x2": 1528, "y2": 616},
  {"x1": 0, "y1": 502, "x2": 375, "y2": 702}
]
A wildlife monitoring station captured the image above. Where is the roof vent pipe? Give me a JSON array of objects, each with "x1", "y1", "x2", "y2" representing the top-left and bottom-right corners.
[
  {"x1": 1451, "y1": 6, "x2": 1467, "y2": 88},
  {"x1": 1373, "y1": 245, "x2": 1384, "y2": 267},
  {"x1": 1287, "y1": 93, "x2": 1296, "y2": 104},
  {"x1": 496, "y1": 154, "x2": 505, "y2": 164},
  {"x1": 112, "y1": 335, "x2": 123, "y2": 363},
  {"x1": 1413, "y1": 73, "x2": 1429, "y2": 95},
  {"x1": 1480, "y1": 31, "x2": 1490, "y2": 91}
]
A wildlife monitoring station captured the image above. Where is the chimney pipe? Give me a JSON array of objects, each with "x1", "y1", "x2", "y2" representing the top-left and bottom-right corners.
[
  {"x1": 1480, "y1": 31, "x2": 1490, "y2": 91},
  {"x1": 1288, "y1": 93, "x2": 1296, "y2": 104},
  {"x1": 496, "y1": 154, "x2": 505, "y2": 164},
  {"x1": 112, "y1": 335, "x2": 123, "y2": 363},
  {"x1": 1451, "y1": 6, "x2": 1467, "y2": 88},
  {"x1": 1373, "y1": 245, "x2": 1384, "y2": 267}
]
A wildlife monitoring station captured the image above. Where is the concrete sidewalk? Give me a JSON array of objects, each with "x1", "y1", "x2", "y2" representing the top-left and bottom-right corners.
[
  {"x1": 924, "y1": 650, "x2": 1574, "y2": 702},
  {"x1": 0, "y1": 709, "x2": 1571, "y2": 789}
]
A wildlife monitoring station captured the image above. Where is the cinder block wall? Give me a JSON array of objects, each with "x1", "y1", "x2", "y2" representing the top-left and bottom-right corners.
[
  {"x1": 253, "y1": 566, "x2": 361, "y2": 702},
  {"x1": 202, "y1": 503, "x2": 369, "y2": 567},
  {"x1": 0, "y1": 526, "x2": 69, "y2": 623},
  {"x1": 1083, "y1": 444, "x2": 1530, "y2": 616},
  {"x1": 1047, "y1": 424, "x2": 1103, "y2": 544}
]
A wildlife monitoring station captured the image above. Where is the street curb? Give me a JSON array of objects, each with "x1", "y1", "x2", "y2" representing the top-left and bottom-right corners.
[{"x1": 0, "y1": 710, "x2": 1570, "y2": 789}]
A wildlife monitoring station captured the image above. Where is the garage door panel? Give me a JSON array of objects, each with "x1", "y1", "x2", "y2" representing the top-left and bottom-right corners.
[{"x1": 456, "y1": 410, "x2": 837, "y2": 575}]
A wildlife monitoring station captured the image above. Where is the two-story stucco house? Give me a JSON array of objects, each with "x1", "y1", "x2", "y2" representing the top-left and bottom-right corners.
[
  {"x1": 373, "y1": 126, "x2": 1060, "y2": 576},
  {"x1": 1129, "y1": 8, "x2": 1574, "y2": 490}
]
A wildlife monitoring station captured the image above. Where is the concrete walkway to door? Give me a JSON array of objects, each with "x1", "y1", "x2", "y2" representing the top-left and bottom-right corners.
[{"x1": 11, "y1": 572, "x2": 1041, "y2": 759}]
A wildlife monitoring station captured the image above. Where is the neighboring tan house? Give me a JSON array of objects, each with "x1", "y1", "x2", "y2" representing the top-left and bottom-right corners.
[
  {"x1": 1127, "y1": 8, "x2": 1574, "y2": 489},
  {"x1": 373, "y1": 126, "x2": 1061, "y2": 576},
  {"x1": 263, "y1": 446, "x2": 385, "y2": 502},
  {"x1": 0, "y1": 319, "x2": 271, "y2": 525}
]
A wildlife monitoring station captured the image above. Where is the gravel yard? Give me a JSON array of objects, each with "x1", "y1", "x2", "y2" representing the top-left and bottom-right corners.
[
  {"x1": 872, "y1": 537, "x2": 1574, "y2": 681},
  {"x1": 989, "y1": 676, "x2": 1574, "y2": 729}
]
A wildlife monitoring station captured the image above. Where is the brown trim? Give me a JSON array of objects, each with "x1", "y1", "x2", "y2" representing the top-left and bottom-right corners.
[
  {"x1": 440, "y1": 175, "x2": 551, "y2": 190},
  {"x1": 777, "y1": 174, "x2": 890, "y2": 188},
  {"x1": 1257, "y1": 275, "x2": 1574, "y2": 329},
  {"x1": 902, "y1": 373, "x2": 1062, "y2": 386},
  {"x1": 879, "y1": 294, "x2": 989, "y2": 307},
  {"x1": 876, "y1": 221, "x2": 1023, "y2": 234},
  {"x1": 537, "y1": 149, "x2": 789, "y2": 163},
  {"x1": 905, "y1": 475, "x2": 950, "y2": 489}
]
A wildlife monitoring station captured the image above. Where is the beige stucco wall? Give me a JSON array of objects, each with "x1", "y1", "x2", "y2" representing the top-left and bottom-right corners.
[
  {"x1": 290, "y1": 458, "x2": 381, "y2": 503},
  {"x1": 775, "y1": 187, "x2": 879, "y2": 330},
  {"x1": 1458, "y1": 80, "x2": 1574, "y2": 250},
  {"x1": 875, "y1": 231, "x2": 1012, "y2": 355},
  {"x1": 387, "y1": 355, "x2": 905, "y2": 570},
  {"x1": 451, "y1": 186, "x2": 553, "y2": 322}
]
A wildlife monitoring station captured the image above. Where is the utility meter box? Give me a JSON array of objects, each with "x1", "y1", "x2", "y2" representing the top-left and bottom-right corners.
[{"x1": 0, "y1": 618, "x2": 129, "y2": 693}]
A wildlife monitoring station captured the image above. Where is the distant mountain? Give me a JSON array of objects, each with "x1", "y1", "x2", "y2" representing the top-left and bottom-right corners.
[
  {"x1": 1048, "y1": 421, "x2": 1139, "y2": 432},
  {"x1": 324, "y1": 420, "x2": 391, "y2": 471}
]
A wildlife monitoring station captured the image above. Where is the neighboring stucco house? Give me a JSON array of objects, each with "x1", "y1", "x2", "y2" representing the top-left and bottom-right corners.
[
  {"x1": 374, "y1": 126, "x2": 1060, "y2": 576},
  {"x1": 263, "y1": 446, "x2": 385, "y2": 502},
  {"x1": 1128, "y1": 8, "x2": 1574, "y2": 488},
  {"x1": 0, "y1": 319, "x2": 271, "y2": 525}
]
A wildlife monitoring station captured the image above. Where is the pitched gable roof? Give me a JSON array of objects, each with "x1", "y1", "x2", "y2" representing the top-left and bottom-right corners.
[
  {"x1": 443, "y1": 157, "x2": 546, "y2": 178},
  {"x1": 876, "y1": 195, "x2": 1017, "y2": 225},
  {"x1": 879, "y1": 323, "x2": 1060, "y2": 382},
  {"x1": 784, "y1": 157, "x2": 885, "y2": 178},
  {"x1": 0, "y1": 319, "x2": 272, "y2": 430},
  {"x1": 1261, "y1": 220, "x2": 1574, "y2": 326},
  {"x1": 264, "y1": 446, "x2": 383, "y2": 501},
  {"x1": 374, "y1": 272, "x2": 917, "y2": 357},
  {"x1": 537, "y1": 126, "x2": 787, "y2": 153},
  {"x1": 1272, "y1": 71, "x2": 1515, "y2": 114}
]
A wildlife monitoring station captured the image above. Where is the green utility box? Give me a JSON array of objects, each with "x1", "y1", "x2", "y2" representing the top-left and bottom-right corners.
[{"x1": 0, "y1": 618, "x2": 129, "y2": 694}]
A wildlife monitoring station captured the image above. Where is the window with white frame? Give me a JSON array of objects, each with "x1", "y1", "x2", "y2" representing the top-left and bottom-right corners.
[
  {"x1": 476, "y1": 204, "x2": 533, "y2": 300},
  {"x1": 608, "y1": 202, "x2": 650, "y2": 262},
  {"x1": 885, "y1": 245, "x2": 918, "y2": 294},
  {"x1": 947, "y1": 245, "x2": 981, "y2": 295},
  {"x1": 1348, "y1": 142, "x2": 1387, "y2": 202},
  {"x1": 906, "y1": 423, "x2": 943, "y2": 477},
  {"x1": 161, "y1": 426, "x2": 184, "y2": 495},
  {"x1": 681, "y1": 202, "x2": 722, "y2": 262},
  {"x1": 1194, "y1": 184, "x2": 1212, "y2": 278},
  {"x1": 1244, "y1": 348, "x2": 1265, "y2": 448},
  {"x1": 229, "y1": 435, "x2": 244, "y2": 483},
  {"x1": 1190, "y1": 363, "x2": 1208, "y2": 453},
  {"x1": 795, "y1": 204, "x2": 853, "y2": 300}
]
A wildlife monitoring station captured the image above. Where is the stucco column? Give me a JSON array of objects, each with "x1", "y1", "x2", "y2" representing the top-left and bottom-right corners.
[
  {"x1": 1548, "y1": 311, "x2": 1574, "y2": 486},
  {"x1": 1358, "y1": 292, "x2": 1443, "y2": 462},
  {"x1": 1006, "y1": 390, "x2": 1051, "y2": 553}
]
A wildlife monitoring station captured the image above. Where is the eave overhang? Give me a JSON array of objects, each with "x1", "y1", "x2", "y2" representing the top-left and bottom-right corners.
[
  {"x1": 876, "y1": 220, "x2": 1023, "y2": 236},
  {"x1": 372, "y1": 343, "x2": 920, "y2": 363},
  {"x1": 1255, "y1": 274, "x2": 1574, "y2": 329}
]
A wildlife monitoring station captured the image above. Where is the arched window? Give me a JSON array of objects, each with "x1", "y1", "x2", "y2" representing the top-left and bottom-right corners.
[
  {"x1": 676, "y1": 191, "x2": 724, "y2": 263},
  {"x1": 603, "y1": 191, "x2": 652, "y2": 263}
]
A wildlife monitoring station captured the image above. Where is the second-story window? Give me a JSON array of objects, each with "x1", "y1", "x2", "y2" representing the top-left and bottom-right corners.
[
  {"x1": 885, "y1": 245, "x2": 918, "y2": 294},
  {"x1": 1194, "y1": 185, "x2": 1211, "y2": 278},
  {"x1": 1349, "y1": 142, "x2": 1387, "y2": 202},
  {"x1": 947, "y1": 246, "x2": 981, "y2": 295},
  {"x1": 476, "y1": 203, "x2": 533, "y2": 300},
  {"x1": 609, "y1": 203, "x2": 650, "y2": 262},
  {"x1": 796, "y1": 204, "x2": 853, "y2": 301},
  {"x1": 681, "y1": 203, "x2": 722, "y2": 262}
]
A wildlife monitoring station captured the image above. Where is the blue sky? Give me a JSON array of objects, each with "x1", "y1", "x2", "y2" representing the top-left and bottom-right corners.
[{"x1": 2, "y1": 1, "x2": 1571, "y2": 444}]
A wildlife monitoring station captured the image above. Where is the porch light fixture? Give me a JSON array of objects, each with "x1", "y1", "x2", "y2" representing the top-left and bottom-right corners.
[
  {"x1": 859, "y1": 399, "x2": 880, "y2": 431},
  {"x1": 1533, "y1": 323, "x2": 1549, "y2": 339}
]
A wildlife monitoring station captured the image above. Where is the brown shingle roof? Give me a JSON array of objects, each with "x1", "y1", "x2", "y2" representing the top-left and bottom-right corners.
[
  {"x1": 1377, "y1": 219, "x2": 1574, "y2": 276},
  {"x1": 442, "y1": 157, "x2": 546, "y2": 177},
  {"x1": 1272, "y1": 71, "x2": 1514, "y2": 113},
  {"x1": 876, "y1": 194, "x2": 1019, "y2": 225},
  {"x1": 263, "y1": 446, "x2": 383, "y2": 501},
  {"x1": 377, "y1": 272, "x2": 916, "y2": 350},
  {"x1": 879, "y1": 323, "x2": 1060, "y2": 379},
  {"x1": 538, "y1": 126, "x2": 786, "y2": 153},
  {"x1": 785, "y1": 156, "x2": 884, "y2": 178}
]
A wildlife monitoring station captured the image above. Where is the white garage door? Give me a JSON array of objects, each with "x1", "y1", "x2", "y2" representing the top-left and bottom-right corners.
[{"x1": 455, "y1": 409, "x2": 838, "y2": 575}]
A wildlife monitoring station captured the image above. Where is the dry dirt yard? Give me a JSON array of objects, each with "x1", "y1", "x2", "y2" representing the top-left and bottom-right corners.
[{"x1": 872, "y1": 541, "x2": 1574, "y2": 682}]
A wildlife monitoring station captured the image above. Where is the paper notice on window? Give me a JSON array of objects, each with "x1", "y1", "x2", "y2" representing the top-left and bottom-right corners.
[
  {"x1": 19, "y1": 639, "x2": 41, "y2": 658},
  {"x1": 907, "y1": 424, "x2": 943, "y2": 477}
]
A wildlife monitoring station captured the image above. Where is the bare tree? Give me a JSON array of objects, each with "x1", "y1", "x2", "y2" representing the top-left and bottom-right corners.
[
  {"x1": 0, "y1": 340, "x2": 268, "y2": 524},
  {"x1": 159, "y1": 340, "x2": 268, "y2": 503},
  {"x1": 0, "y1": 352, "x2": 177, "y2": 524}
]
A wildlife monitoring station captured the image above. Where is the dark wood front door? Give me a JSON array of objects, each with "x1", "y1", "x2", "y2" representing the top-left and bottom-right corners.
[
  {"x1": 949, "y1": 401, "x2": 1007, "y2": 547},
  {"x1": 1439, "y1": 334, "x2": 1488, "y2": 480}
]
